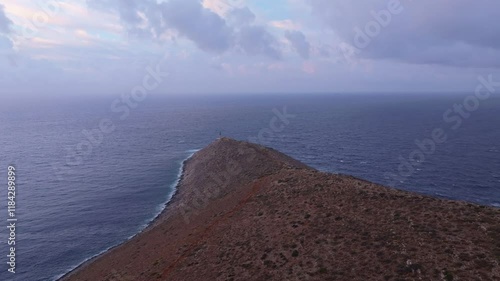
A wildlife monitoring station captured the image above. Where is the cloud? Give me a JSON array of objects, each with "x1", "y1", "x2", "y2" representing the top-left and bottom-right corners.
[
  {"x1": 0, "y1": 34, "x2": 12, "y2": 52},
  {"x1": 236, "y1": 25, "x2": 281, "y2": 59},
  {"x1": 0, "y1": 4, "x2": 12, "y2": 34},
  {"x1": 202, "y1": 0, "x2": 245, "y2": 16},
  {"x1": 285, "y1": 30, "x2": 310, "y2": 59},
  {"x1": 87, "y1": 0, "x2": 162, "y2": 39},
  {"x1": 227, "y1": 7, "x2": 255, "y2": 26},
  {"x1": 307, "y1": 0, "x2": 500, "y2": 68},
  {"x1": 270, "y1": 19, "x2": 300, "y2": 30},
  {"x1": 0, "y1": 3, "x2": 14, "y2": 65},
  {"x1": 160, "y1": 0, "x2": 232, "y2": 53},
  {"x1": 87, "y1": 0, "x2": 282, "y2": 59}
]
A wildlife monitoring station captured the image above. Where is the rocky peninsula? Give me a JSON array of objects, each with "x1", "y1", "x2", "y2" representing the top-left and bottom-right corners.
[{"x1": 61, "y1": 138, "x2": 500, "y2": 281}]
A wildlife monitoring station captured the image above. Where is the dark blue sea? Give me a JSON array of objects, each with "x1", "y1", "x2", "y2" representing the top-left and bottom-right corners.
[{"x1": 0, "y1": 93, "x2": 499, "y2": 281}]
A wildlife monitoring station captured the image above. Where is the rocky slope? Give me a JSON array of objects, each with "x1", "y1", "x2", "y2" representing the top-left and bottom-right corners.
[{"x1": 62, "y1": 138, "x2": 500, "y2": 281}]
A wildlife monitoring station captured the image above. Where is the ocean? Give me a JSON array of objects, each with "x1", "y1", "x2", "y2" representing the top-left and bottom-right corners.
[{"x1": 0, "y1": 93, "x2": 499, "y2": 281}]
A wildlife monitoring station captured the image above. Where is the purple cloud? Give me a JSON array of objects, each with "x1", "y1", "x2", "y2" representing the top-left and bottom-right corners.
[
  {"x1": 308, "y1": 0, "x2": 500, "y2": 68},
  {"x1": 87, "y1": 0, "x2": 282, "y2": 59},
  {"x1": 160, "y1": 0, "x2": 232, "y2": 53},
  {"x1": 0, "y1": 3, "x2": 13, "y2": 65},
  {"x1": 227, "y1": 7, "x2": 256, "y2": 26},
  {"x1": 285, "y1": 30, "x2": 310, "y2": 59},
  {"x1": 0, "y1": 4, "x2": 12, "y2": 34},
  {"x1": 236, "y1": 25, "x2": 282, "y2": 59}
]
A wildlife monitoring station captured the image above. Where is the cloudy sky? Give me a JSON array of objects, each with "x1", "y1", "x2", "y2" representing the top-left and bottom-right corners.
[{"x1": 1, "y1": 0, "x2": 499, "y2": 96}]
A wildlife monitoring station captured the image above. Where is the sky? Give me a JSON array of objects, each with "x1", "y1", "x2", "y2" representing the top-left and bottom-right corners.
[{"x1": 1, "y1": 0, "x2": 499, "y2": 96}]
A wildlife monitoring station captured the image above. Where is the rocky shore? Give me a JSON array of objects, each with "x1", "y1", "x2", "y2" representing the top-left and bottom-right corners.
[{"x1": 61, "y1": 137, "x2": 500, "y2": 281}]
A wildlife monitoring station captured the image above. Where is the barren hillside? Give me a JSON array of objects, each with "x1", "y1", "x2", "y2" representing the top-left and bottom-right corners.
[{"x1": 62, "y1": 138, "x2": 500, "y2": 281}]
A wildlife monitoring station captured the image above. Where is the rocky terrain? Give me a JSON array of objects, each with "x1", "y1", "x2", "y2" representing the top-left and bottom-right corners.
[{"x1": 62, "y1": 137, "x2": 500, "y2": 281}]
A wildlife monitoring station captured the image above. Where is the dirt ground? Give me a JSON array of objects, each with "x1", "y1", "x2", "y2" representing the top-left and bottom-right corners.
[{"x1": 62, "y1": 138, "x2": 500, "y2": 281}]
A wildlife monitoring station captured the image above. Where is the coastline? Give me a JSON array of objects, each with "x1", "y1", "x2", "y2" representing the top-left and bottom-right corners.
[
  {"x1": 56, "y1": 150, "x2": 197, "y2": 281},
  {"x1": 58, "y1": 138, "x2": 312, "y2": 280},
  {"x1": 58, "y1": 138, "x2": 500, "y2": 281}
]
